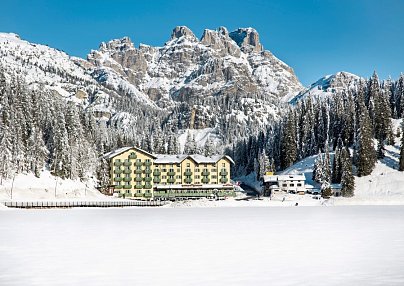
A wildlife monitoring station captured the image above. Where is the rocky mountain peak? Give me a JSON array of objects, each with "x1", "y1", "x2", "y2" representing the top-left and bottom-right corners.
[
  {"x1": 199, "y1": 27, "x2": 240, "y2": 56},
  {"x1": 217, "y1": 26, "x2": 229, "y2": 36},
  {"x1": 170, "y1": 26, "x2": 197, "y2": 42},
  {"x1": 99, "y1": 37, "x2": 134, "y2": 53},
  {"x1": 229, "y1": 28, "x2": 263, "y2": 53}
]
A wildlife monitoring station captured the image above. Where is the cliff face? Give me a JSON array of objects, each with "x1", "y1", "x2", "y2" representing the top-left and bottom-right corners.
[{"x1": 86, "y1": 26, "x2": 303, "y2": 108}]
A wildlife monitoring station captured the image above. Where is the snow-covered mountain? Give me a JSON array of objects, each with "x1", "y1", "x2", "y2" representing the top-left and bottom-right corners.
[
  {"x1": 288, "y1": 71, "x2": 362, "y2": 105},
  {"x1": 86, "y1": 26, "x2": 303, "y2": 106},
  {"x1": 0, "y1": 32, "x2": 124, "y2": 119},
  {"x1": 0, "y1": 27, "x2": 305, "y2": 146}
]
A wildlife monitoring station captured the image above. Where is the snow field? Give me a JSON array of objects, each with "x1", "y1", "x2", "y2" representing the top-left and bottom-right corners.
[{"x1": 1, "y1": 206, "x2": 404, "y2": 285}]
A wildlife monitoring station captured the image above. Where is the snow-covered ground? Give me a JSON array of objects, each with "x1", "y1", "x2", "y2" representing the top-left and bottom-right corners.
[
  {"x1": 0, "y1": 171, "x2": 106, "y2": 201},
  {"x1": 1, "y1": 206, "x2": 404, "y2": 285}
]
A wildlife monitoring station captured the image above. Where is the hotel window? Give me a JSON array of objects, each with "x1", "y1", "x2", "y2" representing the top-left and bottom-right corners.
[
  {"x1": 212, "y1": 175, "x2": 217, "y2": 179},
  {"x1": 176, "y1": 175, "x2": 181, "y2": 179},
  {"x1": 290, "y1": 183, "x2": 295, "y2": 187},
  {"x1": 195, "y1": 175, "x2": 200, "y2": 179},
  {"x1": 169, "y1": 168, "x2": 174, "y2": 172},
  {"x1": 282, "y1": 184, "x2": 287, "y2": 187},
  {"x1": 136, "y1": 159, "x2": 141, "y2": 162},
  {"x1": 212, "y1": 181, "x2": 217, "y2": 184},
  {"x1": 145, "y1": 159, "x2": 150, "y2": 162},
  {"x1": 162, "y1": 168, "x2": 167, "y2": 172},
  {"x1": 222, "y1": 163, "x2": 225, "y2": 167},
  {"x1": 195, "y1": 168, "x2": 200, "y2": 172},
  {"x1": 177, "y1": 168, "x2": 180, "y2": 172},
  {"x1": 187, "y1": 163, "x2": 190, "y2": 167},
  {"x1": 176, "y1": 164, "x2": 180, "y2": 167},
  {"x1": 162, "y1": 176, "x2": 167, "y2": 179},
  {"x1": 297, "y1": 183, "x2": 302, "y2": 187}
]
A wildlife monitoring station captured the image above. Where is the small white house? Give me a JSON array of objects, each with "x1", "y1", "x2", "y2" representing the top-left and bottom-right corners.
[{"x1": 263, "y1": 174, "x2": 306, "y2": 196}]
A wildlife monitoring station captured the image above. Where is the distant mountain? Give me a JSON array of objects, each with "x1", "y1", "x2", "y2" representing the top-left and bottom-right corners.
[{"x1": 0, "y1": 27, "x2": 304, "y2": 147}]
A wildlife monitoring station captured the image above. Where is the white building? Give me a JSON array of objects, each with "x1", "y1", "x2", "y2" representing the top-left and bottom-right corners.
[{"x1": 263, "y1": 174, "x2": 306, "y2": 196}]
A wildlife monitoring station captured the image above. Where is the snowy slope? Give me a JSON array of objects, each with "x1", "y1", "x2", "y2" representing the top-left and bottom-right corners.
[
  {"x1": 0, "y1": 33, "x2": 94, "y2": 98},
  {"x1": 0, "y1": 171, "x2": 105, "y2": 201}
]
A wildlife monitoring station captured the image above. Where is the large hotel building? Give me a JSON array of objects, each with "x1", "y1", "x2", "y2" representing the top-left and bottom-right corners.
[{"x1": 104, "y1": 146, "x2": 235, "y2": 200}]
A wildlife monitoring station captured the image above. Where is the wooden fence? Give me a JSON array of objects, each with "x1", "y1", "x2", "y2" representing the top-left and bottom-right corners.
[{"x1": 2, "y1": 200, "x2": 166, "y2": 209}]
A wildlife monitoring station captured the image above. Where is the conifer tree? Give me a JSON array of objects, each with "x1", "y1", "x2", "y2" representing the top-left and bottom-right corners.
[
  {"x1": 204, "y1": 137, "x2": 215, "y2": 157},
  {"x1": 356, "y1": 85, "x2": 376, "y2": 176},
  {"x1": 399, "y1": 122, "x2": 404, "y2": 171},
  {"x1": 341, "y1": 148, "x2": 355, "y2": 197},
  {"x1": 281, "y1": 110, "x2": 297, "y2": 169}
]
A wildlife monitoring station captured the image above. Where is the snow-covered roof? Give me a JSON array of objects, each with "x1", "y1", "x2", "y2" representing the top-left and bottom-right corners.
[
  {"x1": 263, "y1": 175, "x2": 278, "y2": 183},
  {"x1": 104, "y1": 146, "x2": 156, "y2": 159},
  {"x1": 278, "y1": 175, "x2": 305, "y2": 181},
  {"x1": 189, "y1": 154, "x2": 235, "y2": 165},
  {"x1": 104, "y1": 146, "x2": 234, "y2": 165},
  {"x1": 154, "y1": 154, "x2": 189, "y2": 164},
  {"x1": 263, "y1": 174, "x2": 306, "y2": 183},
  {"x1": 154, "y1": 154, "x2": 235, "y2": 165}
]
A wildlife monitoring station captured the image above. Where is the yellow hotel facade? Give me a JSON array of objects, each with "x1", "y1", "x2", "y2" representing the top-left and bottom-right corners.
[{"x1": 104, "y1": 146, "x2": 235, "y2": 200}]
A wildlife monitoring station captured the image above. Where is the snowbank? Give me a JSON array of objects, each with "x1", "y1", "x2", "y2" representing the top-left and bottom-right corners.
[{"x1": 0, "y1": 171, "x2": 106, "y2": 201}]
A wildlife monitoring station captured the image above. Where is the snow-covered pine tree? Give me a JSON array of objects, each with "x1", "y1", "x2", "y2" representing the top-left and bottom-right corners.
[
  {"x1": 331, "y1": 142, "x2": 341, "y2": 184},
  {"x1": 399, "y1": 122, "x2": 404, "y2": 171},
  {"x1": 281, "y1": 109, "x2": 297, "y2": 169},
  {"x1": 397, "y1": 74, "x2": 404, "y2": 117},
  {"x1": 340, "y1": 147, "x2": 355, "y2": 197},
  {"x1": 369, "y1": 71, "x2": 392, "y2": 157},
  {"x1": 204, "y1": 136, "x2": 215, "y2": 157},
  {"x1": 313, "y1": 150, "x2": 323, "y2": 183},
  {"x1": 96, "y1": 155, "x2": 110, "y2": 191},
  {"x1": 183, "y1": 132, "x2": 192, "y2": 154},
  {"x1": 258, "y1": 149, "x2": 270, "y2": 179},
  {"x1": 323, "y1": 142, "x2": 331, "y2": 184},
  {"x1": 356, "y1": 83, "x2": 376, "y2": 176}
]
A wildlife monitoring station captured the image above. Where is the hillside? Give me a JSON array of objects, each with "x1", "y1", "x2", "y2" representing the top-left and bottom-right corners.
[{"x1": 276, "y1": 119, "x2": 404, "y2": 205}]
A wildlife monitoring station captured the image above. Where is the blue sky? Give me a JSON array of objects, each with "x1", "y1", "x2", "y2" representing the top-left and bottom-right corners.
[{"x1": 1, "y1": 0, "x2": 403, "y2": 85}]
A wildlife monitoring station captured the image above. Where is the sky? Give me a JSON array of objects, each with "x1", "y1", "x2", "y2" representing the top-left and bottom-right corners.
[{"x1": 1, "y1": 0, "x2": 403, "y2": 86}]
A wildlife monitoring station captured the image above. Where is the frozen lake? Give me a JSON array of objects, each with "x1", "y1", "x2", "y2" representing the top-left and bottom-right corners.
[{"x1": 1, "y1": 206, "x2": 404, "y2": 285}]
